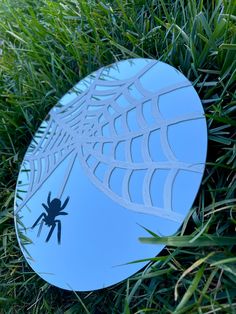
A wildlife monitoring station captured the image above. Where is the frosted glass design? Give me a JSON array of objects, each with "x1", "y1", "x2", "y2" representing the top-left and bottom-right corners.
[{"x1": 14, "y1": 59, "x2": 207, "y2": 291}]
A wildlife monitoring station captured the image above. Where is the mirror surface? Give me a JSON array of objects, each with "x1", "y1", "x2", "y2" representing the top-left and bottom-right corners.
[{"x1": 14, "y1": 58, "x2": 207, "y2": 291}]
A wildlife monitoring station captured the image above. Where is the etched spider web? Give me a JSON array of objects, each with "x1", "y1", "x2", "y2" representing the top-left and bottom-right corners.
[{"x1": 16, "y1": 61, "x2": 205, "y2": 222}]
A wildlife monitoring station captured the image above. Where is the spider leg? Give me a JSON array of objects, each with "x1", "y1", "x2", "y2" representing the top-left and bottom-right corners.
[
  {"x1": 61, "y1": 196, "x2": 70, "y2": 210},
  {"x1": 45, "y1": 223, "x2": 56, "y2": 242},
  {"x1": 55, "y1": 220, "x2": 61, "y2": 244},
  {"x1": 31, "y1": 213, "x2": 46, "y2": 229},
  {"x1": 42, "y1": 203, "x2": 49, "y2": 211},
  {"x1": 47, "y1": 191, "x2": 51, "y2": 206},
  {"x1": 58, "y1": 212, "x2": 68, "y2": 216}
]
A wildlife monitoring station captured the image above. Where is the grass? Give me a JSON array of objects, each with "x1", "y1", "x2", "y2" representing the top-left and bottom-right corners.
[{"x1": 0, "y1": 0, "x2": 236, "y2": 313}]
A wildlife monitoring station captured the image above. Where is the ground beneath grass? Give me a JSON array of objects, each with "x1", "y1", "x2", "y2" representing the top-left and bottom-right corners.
[{"x1": 0, "y1": 0, "x2": 236, "y2": 313}]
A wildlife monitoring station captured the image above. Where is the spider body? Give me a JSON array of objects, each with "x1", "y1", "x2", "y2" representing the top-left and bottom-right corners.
[{"x1": 31, "y1": 192, "x2": 69, "y2": 244}]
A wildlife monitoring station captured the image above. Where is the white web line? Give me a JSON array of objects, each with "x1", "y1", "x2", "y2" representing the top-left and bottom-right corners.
[{"x1": 16, "y1": 61, "x2": 205, "y2": 222}]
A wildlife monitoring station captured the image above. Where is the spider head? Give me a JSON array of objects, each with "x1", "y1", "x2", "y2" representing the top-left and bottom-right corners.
[{"x1": 50, "y1": 198, "x2": 62, "y2": 210}]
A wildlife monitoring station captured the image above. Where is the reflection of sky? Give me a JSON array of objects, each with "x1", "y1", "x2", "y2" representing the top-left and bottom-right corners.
[
  {"x1": 15, "y1": 58, "x2": 207, "y2": 291},
  {"x1": 17, "y1": 156, "x2": 172, "y2": 291}
]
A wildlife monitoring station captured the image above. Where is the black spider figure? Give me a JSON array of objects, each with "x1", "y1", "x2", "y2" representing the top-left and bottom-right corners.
[{"x1": 31, "y1": 192, "x2": 69, "y2": 244}]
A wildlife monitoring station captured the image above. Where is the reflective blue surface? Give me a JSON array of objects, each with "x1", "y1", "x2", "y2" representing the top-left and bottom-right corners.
[{"x1": 14, "y1": 59, "x2": 208, "y2": 291}]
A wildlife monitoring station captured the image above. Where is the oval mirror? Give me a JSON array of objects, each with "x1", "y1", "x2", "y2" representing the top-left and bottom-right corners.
[{"x1": 14, "y1": 58, "x2": 208, "y2": 291}]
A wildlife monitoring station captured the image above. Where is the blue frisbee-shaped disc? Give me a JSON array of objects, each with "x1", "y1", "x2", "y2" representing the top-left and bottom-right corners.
[{"x1": 14, "y1": 58, "x2": 208, "y2": 291}]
